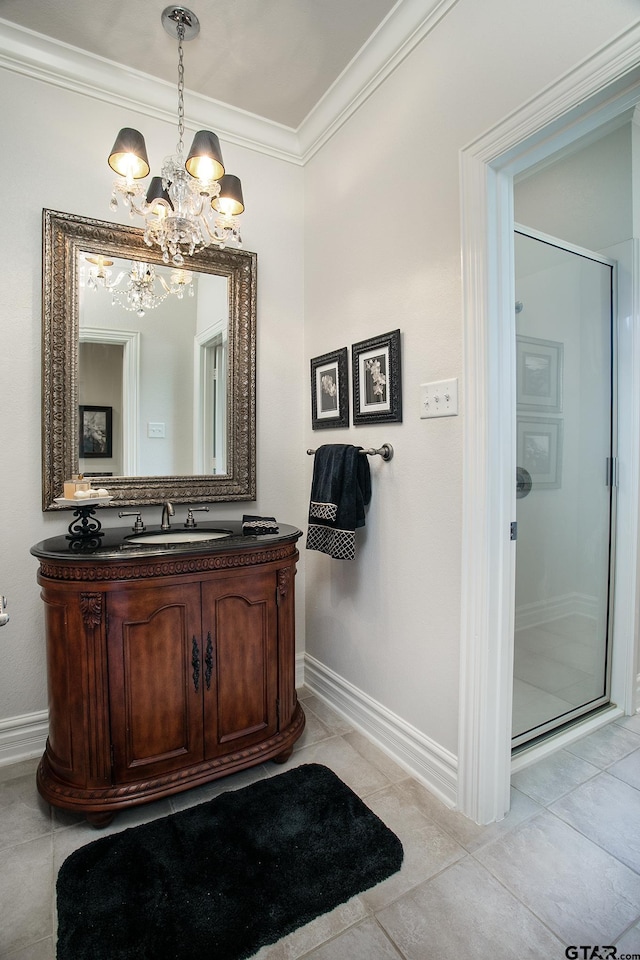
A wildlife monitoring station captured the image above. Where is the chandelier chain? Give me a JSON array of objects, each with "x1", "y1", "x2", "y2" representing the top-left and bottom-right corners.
[{"x1": 176, "y1": 21, "x2": 186, "y2": 156}]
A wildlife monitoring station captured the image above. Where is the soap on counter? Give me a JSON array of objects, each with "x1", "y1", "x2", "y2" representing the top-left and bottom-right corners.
[{"x1": 63, "y1": 477, "x2": 91, "y2": 498}]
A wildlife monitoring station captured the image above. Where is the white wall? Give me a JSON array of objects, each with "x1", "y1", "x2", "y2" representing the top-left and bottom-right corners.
[
  {"x1": 514, "y1": 124, "x2": 633, "y2": 251},
  {"x1": 0, "y1": 68, "x2": 305, "y2": 727},
  {"x1": 303, "y1": 0, "x2": 640, "y2": 761}
]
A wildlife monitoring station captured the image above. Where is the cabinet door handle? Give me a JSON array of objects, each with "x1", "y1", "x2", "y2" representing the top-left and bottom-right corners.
[
  {"x1": 192, "y1": 636, "x2": 200, "y2": 692},
  {"x1": 204, "y1": 631, "x2": 213, "y2": 690}
]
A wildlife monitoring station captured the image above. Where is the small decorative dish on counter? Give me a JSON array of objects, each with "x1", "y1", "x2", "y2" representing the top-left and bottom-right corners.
[
  {"x1": 55, "y1": 487, "x2": 114, "y2": 545},
  {"x1": 54, "y1": 495, "x2": 114, "y2": 507}
]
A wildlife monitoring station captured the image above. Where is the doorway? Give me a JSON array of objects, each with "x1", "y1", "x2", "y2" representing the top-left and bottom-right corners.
[
  {"x1": 458, "y1": 29, "x2": 640, "y2": 824},
  {"x1": 512, "y1": 227, "x2": 616, "y2": 749}
]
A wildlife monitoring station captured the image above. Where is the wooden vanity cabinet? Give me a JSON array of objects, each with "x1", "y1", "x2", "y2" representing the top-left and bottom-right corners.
[{"x1": 33, "y1": 532, "x2": 304, "y2": 824}]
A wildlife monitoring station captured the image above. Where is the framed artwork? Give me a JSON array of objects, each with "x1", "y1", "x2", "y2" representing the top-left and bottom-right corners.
[
  {"x1": 352, "y1": 329, "x2": 402, "y2": 425},
  {"x1": 516, "y1": 336, "x2": 563, "y2": 413},
  {"x1": 79, "y1": 405, "x2": 113, "y2": 458},
  {"x1": 310, "y1": 348, "x2": 349, "y2": 429},
  {"x1": 517, "y1": 416, "x2": 563, "y2": 489}
]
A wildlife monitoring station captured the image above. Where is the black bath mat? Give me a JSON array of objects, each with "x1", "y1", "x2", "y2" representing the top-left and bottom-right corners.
[{"x1": 56, "y1": 763, "x2": 403, "y2": 960}]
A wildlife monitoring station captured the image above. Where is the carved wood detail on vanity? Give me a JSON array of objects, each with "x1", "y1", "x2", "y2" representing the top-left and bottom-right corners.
[
  {"x1": 79, "y1": 592, "x2": 103, "y2": 626},
  {"x1": 277, "y1": 566, "x2": 292, "y2": 601},
  {"x1": 38, "y1": 541, "x2": 298, "y2": 583}
]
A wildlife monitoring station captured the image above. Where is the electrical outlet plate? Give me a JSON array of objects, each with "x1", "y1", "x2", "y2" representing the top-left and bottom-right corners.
[{"x1": 420, "y1": 378, "x2": 459, "y2": 418}]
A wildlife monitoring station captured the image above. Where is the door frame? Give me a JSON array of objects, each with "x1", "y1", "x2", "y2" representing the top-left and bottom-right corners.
[
  {"x1": 79, "y1": 326, "x2": 140, "y2": 475},
  {"x1": 458, "y1": 24, "x2": 640, "y2": 824}
]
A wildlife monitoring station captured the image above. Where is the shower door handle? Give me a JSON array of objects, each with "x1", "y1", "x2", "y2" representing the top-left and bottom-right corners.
[{"x1": 516, "y1": 466, "x2": 532, "y2": 499}]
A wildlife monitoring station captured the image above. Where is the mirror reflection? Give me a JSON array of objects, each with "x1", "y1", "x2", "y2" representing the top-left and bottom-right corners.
[{"x1": 78, "y1": 253, "x2": 229, "y2": 478}]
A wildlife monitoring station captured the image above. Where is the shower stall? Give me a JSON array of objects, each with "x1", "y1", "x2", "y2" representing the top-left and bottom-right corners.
[{"x1": 512, "y1": 226, "x2": 616, "y2": 749}]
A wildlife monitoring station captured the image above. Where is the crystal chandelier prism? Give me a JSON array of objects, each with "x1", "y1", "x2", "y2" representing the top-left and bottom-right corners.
[
  {"x1": 108, "y1": 5, "x2": 245, "y2": 267},
  {"x1": 85, "y1": 255, "x2": 194, "y2": 317}
]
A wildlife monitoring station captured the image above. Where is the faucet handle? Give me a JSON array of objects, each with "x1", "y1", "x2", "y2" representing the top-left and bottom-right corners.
[
  {"x1": 184, "y1": 506, "x2": 209, "y2": 529},
  {"x1": 119, "y1": 511, "x2": 146, "y2": 533}
]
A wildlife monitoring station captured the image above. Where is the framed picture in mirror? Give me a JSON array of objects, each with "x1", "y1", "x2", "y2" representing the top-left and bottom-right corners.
[
  {"x1": 516, "y1": 335, "x2": 563, "y2": 413},
  {"x1": 516, "y1": 416, "x2": 563, "y2": 488},
  {"x1": 79, "y1": 405, "x2": 113, "y2": 458}
]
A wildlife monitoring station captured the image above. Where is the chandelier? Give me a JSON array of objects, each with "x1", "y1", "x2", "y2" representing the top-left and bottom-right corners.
[
  {"x1": 85, "y1": 255, "x2": 194, "y2": 317},
  {"x1": 107, "y1": 5, "x2": 245, "y2": 267}
]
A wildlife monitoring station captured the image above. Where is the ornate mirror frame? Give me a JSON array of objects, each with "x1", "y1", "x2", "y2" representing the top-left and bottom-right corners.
[{"x1": 42, "y1": 209, "x2": 256, "y2": 510}]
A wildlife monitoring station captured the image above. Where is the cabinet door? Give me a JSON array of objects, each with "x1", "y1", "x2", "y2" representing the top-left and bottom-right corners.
[
  {"x1": 201, "y1": 570, "x2": 278, "y2": 757},
  {"x1": 107, "y1": 583, "x2": 204, "y2": 782}
]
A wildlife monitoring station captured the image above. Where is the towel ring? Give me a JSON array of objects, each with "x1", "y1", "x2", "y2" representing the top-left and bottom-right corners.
[{"x1": 306, "y1": 443, "x2": 393, "y2": 462}]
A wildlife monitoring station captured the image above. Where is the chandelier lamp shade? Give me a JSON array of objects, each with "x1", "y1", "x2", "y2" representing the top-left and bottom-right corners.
[{"x1": 107, "y1": 5, "x2": 245, "y2": 266}]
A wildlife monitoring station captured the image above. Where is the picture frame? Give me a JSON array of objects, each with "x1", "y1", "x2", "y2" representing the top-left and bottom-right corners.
[
  {"x1": 352, "y1": 329, "x2": 402, "y2": 425},
  {"x1": 516, "y1": 336, "x2": 563, "y2": 413},
  {"x1": 79, "y1": 405, "x2": 113, "y2": 458},
  {"x1": 517, "y1": 416, "x2": 563, "y2": 489},
  {"x1": 310, "y1": 348, "x2": 349, "y2": 429}
]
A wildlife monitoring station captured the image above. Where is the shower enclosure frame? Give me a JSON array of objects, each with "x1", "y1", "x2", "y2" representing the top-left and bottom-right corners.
[{"x1": 511, "y1": 224, "x2": 618, "y2": 751}]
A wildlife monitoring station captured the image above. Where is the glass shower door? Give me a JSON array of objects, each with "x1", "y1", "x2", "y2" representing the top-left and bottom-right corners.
[{"x1": 512, "y1": 228, "x2": 615, "y2": 748}]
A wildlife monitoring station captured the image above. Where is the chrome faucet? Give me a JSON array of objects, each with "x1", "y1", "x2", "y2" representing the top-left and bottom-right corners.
[{"x1": 161, "y1": 501, "x2": 175, "y2": 530}]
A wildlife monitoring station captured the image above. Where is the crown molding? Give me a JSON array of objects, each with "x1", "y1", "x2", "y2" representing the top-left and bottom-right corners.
[
  {"x1": 0, "y1": 0, "x2": 459, "y2": 167},
  {"x1": 297, "y1": 0, "x2": 460, "y2": 161},
  {"x1": 0, "y1": 17, "x2": 301, "y2": 165}
]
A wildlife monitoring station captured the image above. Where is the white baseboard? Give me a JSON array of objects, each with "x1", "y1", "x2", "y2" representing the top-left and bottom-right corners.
[
  {"x1": 0, "y1": 711, "x2": 48, "y2": 767},
  {"x1": 303, "y1": 654, "x2": 458, "y2": 808}
]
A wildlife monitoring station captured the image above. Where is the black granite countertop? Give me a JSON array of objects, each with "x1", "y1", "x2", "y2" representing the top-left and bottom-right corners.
[{"x1": 31, "y1": 520, "x2": 302, "y2": 561}]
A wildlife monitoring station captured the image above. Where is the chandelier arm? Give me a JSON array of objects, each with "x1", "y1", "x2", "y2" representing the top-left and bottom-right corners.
[{"x1": 104, "y1": 270, "x2": 127, "y2": 290}]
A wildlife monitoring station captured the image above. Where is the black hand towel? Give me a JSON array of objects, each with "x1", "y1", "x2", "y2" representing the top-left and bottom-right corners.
[
  {"x1": 306, "y1": 445, "x2": 371, "y2": 560},
  {"x1": 242, "y1": 515, "x2": 279, "y2": 535}
]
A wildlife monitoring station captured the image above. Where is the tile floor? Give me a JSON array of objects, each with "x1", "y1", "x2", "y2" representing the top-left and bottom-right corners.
[{"x1": 2, "y1": 688, "x2": 640, "y2": 959}]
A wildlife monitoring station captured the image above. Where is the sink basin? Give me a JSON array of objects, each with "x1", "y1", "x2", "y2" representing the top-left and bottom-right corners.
[{"x1": 127, "y1": 529, "x2": 232, "y2": 545}]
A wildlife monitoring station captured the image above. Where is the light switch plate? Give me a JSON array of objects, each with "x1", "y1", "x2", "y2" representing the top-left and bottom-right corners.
[
  {"x1": 420, "y1": 378, "x2": 459, "y2": 418},
  {"x1": 148, "y1": 422, "x2": 166, "y2": 438}
]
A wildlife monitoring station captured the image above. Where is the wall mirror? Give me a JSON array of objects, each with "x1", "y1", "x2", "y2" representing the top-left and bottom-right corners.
[{"x1": 42, "y1": 209, "x2": 256, "y2": 510}]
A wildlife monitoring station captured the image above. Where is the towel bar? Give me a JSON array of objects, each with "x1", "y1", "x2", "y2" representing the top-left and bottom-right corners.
[{"x1": 306, "y1": 443, "x2": 394, "y2": 462}]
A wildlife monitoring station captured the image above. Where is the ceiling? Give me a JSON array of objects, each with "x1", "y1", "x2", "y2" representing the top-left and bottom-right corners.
[{"x1": 0, "y1": 0, "x2": 400, "y2": 129}]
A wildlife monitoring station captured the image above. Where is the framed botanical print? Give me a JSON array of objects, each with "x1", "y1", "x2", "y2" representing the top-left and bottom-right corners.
[
  {"x1": 517, "y1": 416, "x2": 563, "y2": 488},
  {"x1": 516, "y1": 336, "x2": 563, "y2": 413},
  {"x1": 79, "y1": 405, "x2": 113, "y2": 458},
  {"x1": 310, "y1": 348, "x2": 349, "y2": 429},
  {"x1": 352, "y1": 329, "x2": 402, "y2": 425}
]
